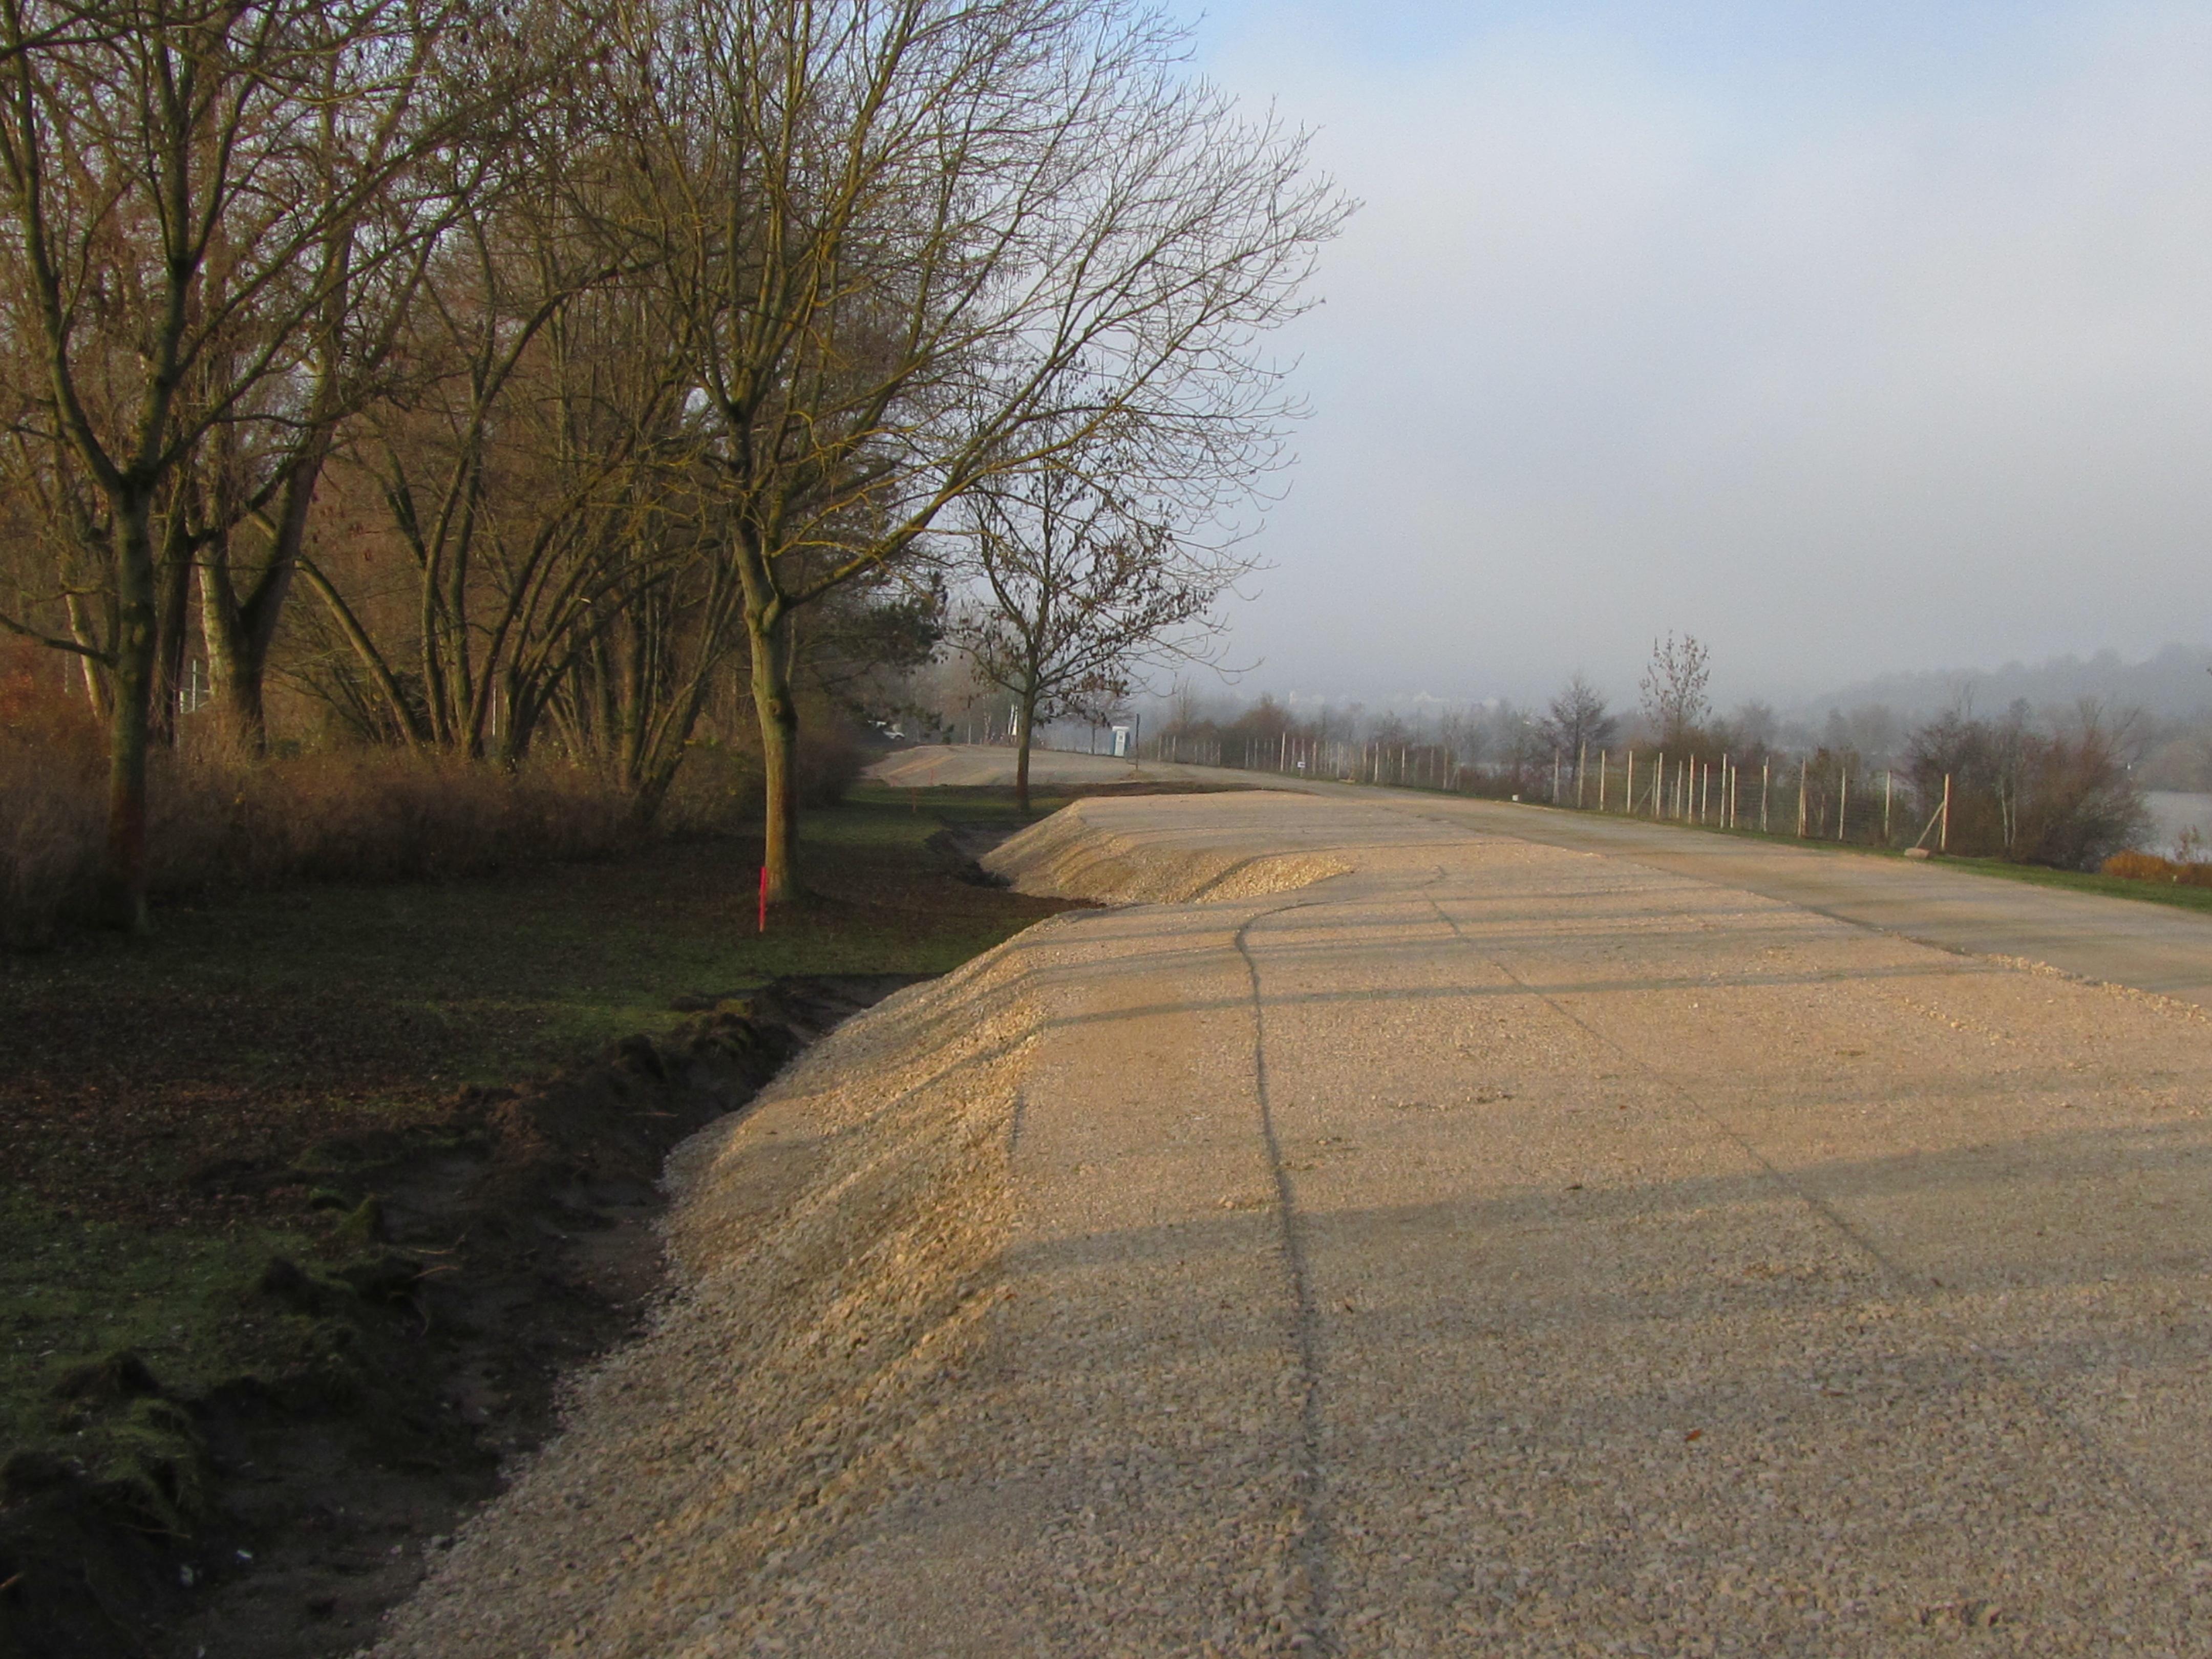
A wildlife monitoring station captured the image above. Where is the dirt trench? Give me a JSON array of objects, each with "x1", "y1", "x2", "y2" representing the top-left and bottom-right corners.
[{"x1": 0, "y1": 974, "x2": 922, "y2": 1659}]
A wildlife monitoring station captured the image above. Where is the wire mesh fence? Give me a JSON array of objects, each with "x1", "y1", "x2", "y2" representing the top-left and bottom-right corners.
[
  {"x1": 1045, "y1": 728, "x2": 1956, "y2": 852},
  {"x1": 1547, "y1": 749, "x2": 1943, "y2": 849}
]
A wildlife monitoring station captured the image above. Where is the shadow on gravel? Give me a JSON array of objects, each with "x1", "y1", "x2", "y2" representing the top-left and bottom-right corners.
[{"x1": 0, "y1": 975, "x2": 921, "y2": 1659}]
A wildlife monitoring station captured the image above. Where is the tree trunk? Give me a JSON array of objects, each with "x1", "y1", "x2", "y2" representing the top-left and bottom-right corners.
[
  {"x1": 101, "y1": 493, "x2": 158, "y2": 932},
  {"x1": 201, "y1": 433, "x2": 321, "y2": 752},
  {"x1": 1015, "y1": 684, "x2": 1039, "y2": 815},
  {"x1": 149, "y1": 505, "x2": 195, "y2": 748},
  {"x1": 624, "y1": 608, "x2": 740, "y2": 830},
  {"x1": 298, "y1": 558, "x2": 426, "y2": 746},
  {"x1": 63, "y1": 592, "x2": 115, "y2": 721},
  {"x1": 746, "y1": 602, "x2": 801, "y2": 902}
]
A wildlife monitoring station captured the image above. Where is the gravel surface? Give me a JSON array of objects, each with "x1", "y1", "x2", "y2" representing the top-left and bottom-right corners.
[
  {"x1": 881, "y1": 743, "x2": 2212, "y2": 1009},
  {"x1": 867, "y1": 748, "x2": 1219, "y2": 789},
  {"x1": 373, "y1": 789, "x2": 2212, "y2": 1656}
]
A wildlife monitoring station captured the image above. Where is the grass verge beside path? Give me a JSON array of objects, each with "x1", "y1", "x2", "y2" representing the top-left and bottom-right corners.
[
  {"x1": 0, "y1": 790, "x2": 1082, "y2": 1564},
  {"x1": 1372, "y1": 782, "x2": 2212, "y2": 919},
  {"x1": 1923, "y1": 852, "x2": 2212, "y2": 913}
]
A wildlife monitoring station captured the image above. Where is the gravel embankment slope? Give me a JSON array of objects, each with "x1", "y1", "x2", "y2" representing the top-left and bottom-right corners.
[{"x1": 375, "y1": 791, "x2": 2212, "y2": 1656}]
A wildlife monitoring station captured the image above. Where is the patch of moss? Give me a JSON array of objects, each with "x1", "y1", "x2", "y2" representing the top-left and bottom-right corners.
[
  {"x1": 91, "y1": 1395, "x2": 209, "y2": 1536},
  {"x1": 0, "y1": 1196, "x2": 366, "y2": 1533}
]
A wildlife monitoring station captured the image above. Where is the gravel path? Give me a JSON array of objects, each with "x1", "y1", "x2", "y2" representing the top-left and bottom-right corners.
[
  {"x1": 868, "y1": 746, "x2": 1220, "y2": 789},
  {"x1": 880, "y1": 743, "x2": 2212, "y2": 1010},
  {"x1": 373, "y1": 790, "x2": 2212, "y2": 1656}
]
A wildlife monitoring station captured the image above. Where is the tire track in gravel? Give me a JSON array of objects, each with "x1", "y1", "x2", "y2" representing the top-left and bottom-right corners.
[
  {"x1": 1234, "y1": 899, "x2": 1338, "y2": 1656},
  {"x1": 1416, "y1": 885, "x2": 2197, "y2": 1565}
]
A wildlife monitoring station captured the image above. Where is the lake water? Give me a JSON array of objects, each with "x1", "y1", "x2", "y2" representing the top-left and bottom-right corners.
[{"x1": 2140, "y1": 791, "x2": 2212, "y2": 856}]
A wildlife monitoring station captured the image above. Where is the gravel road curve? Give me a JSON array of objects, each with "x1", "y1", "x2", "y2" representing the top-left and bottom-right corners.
[{"x1": 372, "y1": 786, "x2": 2212, "y2": 1656}]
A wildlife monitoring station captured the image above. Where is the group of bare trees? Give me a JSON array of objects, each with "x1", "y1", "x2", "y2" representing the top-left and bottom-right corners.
[{"x1": 0, "y1": 0, "x2": 1345, "y2": 925}]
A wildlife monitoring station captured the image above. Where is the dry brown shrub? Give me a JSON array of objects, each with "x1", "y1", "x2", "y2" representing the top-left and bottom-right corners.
[
  {"x1": 2, "y1": 718, "x2": 643, "y2": 940},
  {"x1": 0, "y1": 649, "x2": 105, "y2": 942},
  {"x1": 0, "y1": 672, "x2": 868, "y2": 939},
  {"x1": 658, "y1": 743, "x2": 762, "y2": 838},
  {"x1": 2095, "y1": 850, "x2": 2212, "y2": 887},
  {"x1": 795, "y1": 720, "x2": 866, "y2": 807},
  {"x1": 195, "y1": 740, "x2": 636, "y2": 888},
  {"x1": 2100, "y1": 850, "x2": 2178, "y2": 882}
]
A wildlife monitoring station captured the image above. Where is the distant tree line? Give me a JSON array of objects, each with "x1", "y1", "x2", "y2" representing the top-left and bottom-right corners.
[{"x1": 1059, "y1": 631, "x2": 2152, "y2": 870}]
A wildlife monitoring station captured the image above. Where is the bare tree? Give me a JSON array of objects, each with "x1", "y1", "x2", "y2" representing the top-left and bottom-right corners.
[
  {"x1": 1640, "y1": 632, "x2": 1712, "y2": 752},
  {"x1": 0, "y1": 0, "x2": 1345, "y2": 925},
  {"x1": 0, "y1": 0, "x2": 535, "y2": 925},
  {"x1": 609, "y1": 0, "x2": 1347, "y2": 898},
  {"x1": 947, "y1": 456, "x2": 1251, "y2": 811},
  {"x1": 312, "y1": 145, "x2": 707, "y2": 774},
  {"x1": 184, "y1": 111, "x2": 501, "y2": 749},
  {"x1": 1541, "y1": 672, "x2": 1615, "y2": 772}
]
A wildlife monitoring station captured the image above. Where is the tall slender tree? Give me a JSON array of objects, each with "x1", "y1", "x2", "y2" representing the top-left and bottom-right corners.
[{"x1": 1640, "y1": 632, "x2": 1712, "y2": 752}]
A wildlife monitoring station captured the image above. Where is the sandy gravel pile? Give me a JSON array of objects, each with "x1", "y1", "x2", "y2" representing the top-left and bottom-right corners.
[
  {"x1": 867, "y1": 746, "x2": 1219, "y2": 790},
  {"x1": 374, "y1": 790, "x2": 2212, "y2": 1656},
  {"x1": 371, "y1": 926, "x2": 1083, "y2": 1657},
  {"x1": 984, "y1": 793, "x2": 1351, "y2": 904}
]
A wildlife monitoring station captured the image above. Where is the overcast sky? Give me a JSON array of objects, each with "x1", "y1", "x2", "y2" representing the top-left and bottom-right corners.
[{"x1": 1167, "y1": 0, "x2": 2212, "y2": 712}]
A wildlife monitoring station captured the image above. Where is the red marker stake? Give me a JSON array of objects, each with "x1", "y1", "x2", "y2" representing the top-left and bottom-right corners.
[{"x1": 758, "y1": 865, "x2": 769, "y2": 934}]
